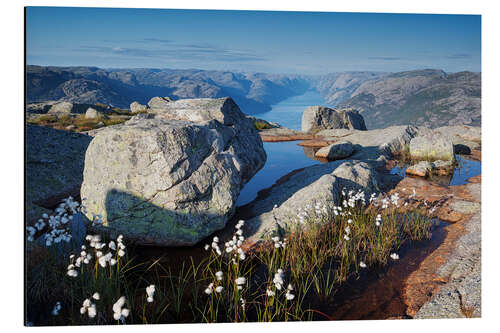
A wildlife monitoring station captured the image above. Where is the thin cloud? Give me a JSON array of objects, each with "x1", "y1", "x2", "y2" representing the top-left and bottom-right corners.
[
  {"x1": 78, "y1": 44, "x2": 266, "y2": 63},
  {"x1": 367, "y1": 56, "x2": 403, "y2": 61},
  {"x1": 446, "y1": 53, "x2": 472, "y2": 59}
]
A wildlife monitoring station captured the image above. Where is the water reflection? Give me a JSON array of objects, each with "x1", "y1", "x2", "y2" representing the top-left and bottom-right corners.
[
  {"x1": 390, "y1": 155, "x2": 481, "y2": 186},
  {"x1": 236, "y1": 142, "x2": 324, "y2": 206}
]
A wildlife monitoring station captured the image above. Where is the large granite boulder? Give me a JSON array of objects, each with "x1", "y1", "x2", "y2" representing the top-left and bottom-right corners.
[
  {"x1": 301, "y1": 106, "x2": 367, "y2": 133},
  {"x1": 48, "y1": 101, "x2": 74, "y2": 115},
  {"x1": 130, "y1": 101, "x2": 147, "y2": 113},
  {"x1": 410, "y1": 131, "x2": 455, "y2": 161},
  {"x1": 26, "y1": 125, "x2": 92, "y2": 224},
  {"x1": 243, "y1": 160, "x2": 379, "y2": 242},
  {"x1": 81, "y1": 97, "x2": 266, "y2": 246}
]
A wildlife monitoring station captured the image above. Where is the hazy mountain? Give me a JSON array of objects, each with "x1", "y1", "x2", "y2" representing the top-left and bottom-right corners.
[
  {"x1": 27, "y1": 66, "x2": 481, "y2": 129},
  {"x1": 337, "y1": 69, "x2": 481, "y2": 129},
  {"x1": 26, "y1": 65, "x2": 310, "y2": 114},
  {"x1": 314, "y1": 71, "x2": 388, "y2": 105}
]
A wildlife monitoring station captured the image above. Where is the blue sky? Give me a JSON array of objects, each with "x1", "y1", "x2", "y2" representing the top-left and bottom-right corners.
[{"x1": 26, "y1": 7, "x2": 481, "y2": 74}]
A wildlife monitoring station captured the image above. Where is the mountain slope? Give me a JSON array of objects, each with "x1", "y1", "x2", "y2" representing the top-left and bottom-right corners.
[
  {"x1": 26, "y1": 66, "x2": 310, "y2": 113},
  {"x1": 338, "y1": 69, "x2": 481, "y2": 129}
]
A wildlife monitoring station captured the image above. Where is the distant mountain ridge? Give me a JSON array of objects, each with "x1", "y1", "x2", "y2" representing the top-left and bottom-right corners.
[
  {"x1": 26, "y1": 66, "x2": 481, "y2": 128},
  {"x1": 338, "y1": 69, "x2": 481, "y2": 129},
  {"x1": 26, "y1": 65, "x2": 310, "y2": 114}
]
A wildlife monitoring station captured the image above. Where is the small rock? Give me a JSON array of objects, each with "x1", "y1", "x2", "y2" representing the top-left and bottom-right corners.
[
  {"x1": 315, "y1": 141, "x2": 354, "y2": 160},
  {"x1": 406, "y1": 161, "x2": 433, "y2": 177},
  {"x1": 130, "y1": 101, "x2": 147, "y2": 113},
  {"x1": 85, "y1": 107, "x2": 100, "y2": 119},
  {"x1": 65, "y1": 124, "x2": 76, "y2": 131},
  {"x1": 95, "y1": 121, "x2": 105, "y2": 128}
]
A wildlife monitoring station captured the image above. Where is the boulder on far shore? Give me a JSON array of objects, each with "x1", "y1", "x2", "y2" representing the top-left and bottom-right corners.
[
  {"x1": 409, "y1": 131, "x2": 455, "y2": 161},
  {"x1": 301, "y1": 106, "x2": 367, "y2": 133},
  {"x1": 130, "y1": 101, "x2": 147, "y2": 113},
  {"x1": 48, "y1": 101, "x2": 74, "y2": 115},
  {"x1": 85, "y1": 107, "x2": 100, "y2": 119}
]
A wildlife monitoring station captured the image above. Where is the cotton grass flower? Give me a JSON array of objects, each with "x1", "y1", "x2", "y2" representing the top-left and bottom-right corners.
[
  {"x1": 112, "y1": 296, "x2": 129, "y2": 321},
  {"x1": 235, "y1": 277, "x2": 246, "y2": 286},
  {"x1": 359, "y1": 261, "x2": 367, "y2": 268},
  {"x1": 204, "y1": 283, "x2": 214, "y2": 295},
  {"x1": 80, "y1": 298, "x2": 97, "y2": 319},
  {"x1": 390, "y1": 253, "x2": 400, "y2": 260},
  {"x1": 92, "y1": 292, "x2": 100, "y2": 300},
  {"x1": 146, "y1": 285, "x2": 156, "y2": 302},
  {"x1": 215, "y1": 286, "x2": 224, "y2": 293},
  {"x1": 215, "y1": 271, "x2": 223, "y2": 281}
]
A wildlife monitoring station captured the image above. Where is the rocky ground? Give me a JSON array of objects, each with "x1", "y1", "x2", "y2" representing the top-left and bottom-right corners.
[{"x1": 26, "y1": 95, "x2": 481, "y2": 319}]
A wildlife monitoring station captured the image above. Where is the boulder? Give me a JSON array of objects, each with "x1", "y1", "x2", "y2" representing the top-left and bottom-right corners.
[
  {"x1": 48, "y1": 101, "x2": 74, "y2": 115},
  {"x1": 147, "y1": 96, "x2": 173, "y2": 110},
  {"x1": 432, "y1": 160, "x2": 454, "y2": 175},
  {"x1": 26, "y1": 125, "x2": 92, "y2": 224},
  {"x1": 301, "y1": 106, "x2": 367, "y2": 133},
  {"x1": 406, "y1": 161, "x2": 433, "y2": 177},
  {"x1": 243, "y1": 161, "x2": 379, "y2": 242},
  {"x1": 315, "y1": 141, "x2": 354, "y2": 160},
  {"x1": 130, "y1": 101, "x2": 147, "y2": 113},
  {"x1": 410, "y1": 132, "x2": 455, "y2": 161},
  {"x1": 81, "y1": 97, "x2": 266, "y2": 246},
  {"x1": 26, "y1": 101, "x2": 58, "y2": 114},
  {"x1": 85, "y1": 107, "x2": 100, "y2": 119}
]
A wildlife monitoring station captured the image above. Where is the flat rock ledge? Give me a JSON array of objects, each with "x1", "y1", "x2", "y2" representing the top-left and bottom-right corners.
[{"x1": 415, "y1": 182, "x2": 481, "y2": 319}]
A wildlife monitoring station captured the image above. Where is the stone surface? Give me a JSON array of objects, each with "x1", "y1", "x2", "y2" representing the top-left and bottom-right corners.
[
  {"x1": 315, "y1": 128, "x2": 360, "y2": 138},
  {"x1": 406, "y1": 161, "x2": 433, "y2": 177},
  {"x1": 315, "y1": 141, "x2": 354, "y2": 160},
  {"x1": 416, "y1": 180, "x2": 481, "y2": 319},
  {"x1": 26, "y1": 125, "x2": 92, "y2": 223},
  {"x1": 147, "y1": 96, "x2": 173, "y2": 110},
  {"x1": 26, "y1": 101, "x2": 58, "y2": 114},
  {"x1": 85, "y1": 107, "x2": 100, "y2": 119},
  {"x1": 48, "y1": 101, "x2": 74, "y2": 115},
  {"x1": 81, "y1": 98, "x2": 266, "y2": 246},
  {"x1": 409, "y1": 131, "x2": 455, "y2": 161},
  {"x1": 259, "y1": 127, "x2": 314, "y2": 142},
  {"x1": 130, "y1": 101, "x2": 147, "y2": 113},
  {"x1": 243, "y1": 161, "x2": 379, "y2": 243},
  {"x1": 301, "y1": 106, "x2": 367, "y2": 133}
]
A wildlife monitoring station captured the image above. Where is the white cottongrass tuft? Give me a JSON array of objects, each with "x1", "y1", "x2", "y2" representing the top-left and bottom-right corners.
[
  {"x1": 80, "y1": 298, "x2": 97, "y2": 318},
  {"x1": 146, "y1": 284, "x2": 156, "y2": 302},
  {"x1": 112, "y1": 296, "x2": 129, "y2": 321},
  {"x1": 390, "y1": 253, "x2": 400, "y2": 260},
  {"x1": 215, "y1": 271, "x2": 223, "y2": 281},
  {"x1": 359, "y1": 261, "x2": 367, "y2": 268}
]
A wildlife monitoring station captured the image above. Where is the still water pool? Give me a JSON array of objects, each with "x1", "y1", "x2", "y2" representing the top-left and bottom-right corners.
[{"x1": 256, "y1": 90, "x2": 328, "y2": 130}]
